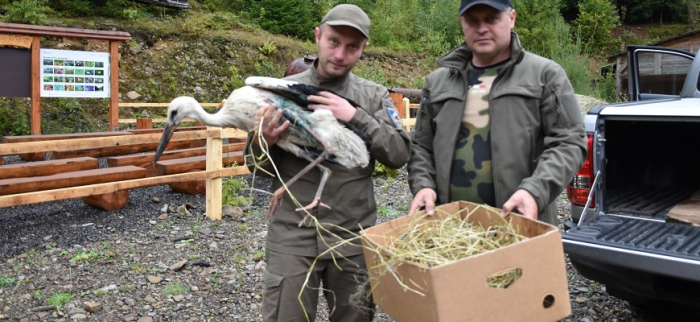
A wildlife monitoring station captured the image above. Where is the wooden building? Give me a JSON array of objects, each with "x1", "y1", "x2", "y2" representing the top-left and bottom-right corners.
[
  {"x1": 610, "y1": 29, "x2": 700, "y2": 97},
  {"x1": 134, "y1": 0, "x2": 190, "y2": 9}
]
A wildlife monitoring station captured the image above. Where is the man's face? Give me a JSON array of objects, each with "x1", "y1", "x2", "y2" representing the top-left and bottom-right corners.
[
  {"x1": 314, "y1": 24, "x2": 368, "y2": 78},
  {"x1": 460, "y1": 5, "x2": 516, "y2": 66}
]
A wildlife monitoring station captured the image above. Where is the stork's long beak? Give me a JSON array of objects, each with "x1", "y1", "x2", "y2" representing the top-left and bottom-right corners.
[{"x1": 154, "y1": 123, "x2": 178, "y2": 164}]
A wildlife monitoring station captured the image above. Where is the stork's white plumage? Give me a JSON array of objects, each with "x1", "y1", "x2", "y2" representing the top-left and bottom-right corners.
[{"x1": 154, "y1": 77, "x2": 370, "y2": 218}]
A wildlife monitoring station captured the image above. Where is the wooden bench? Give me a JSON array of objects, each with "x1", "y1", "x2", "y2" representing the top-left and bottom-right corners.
[
  {"x1": 157, "y1": 150, "x2": 245, "y2": 195},
  {"x1": 106, "y1": 142, "x2": 246, "y2": 170},
  {"x1": 2, "y1": 131, "x2": 134, "y2": 161},
  {"x1": 48, "y1": 139, "x2": 206, "y2": 159},
  {"x1": 0, "y1": 157, "x2": 98, "y2": 180},
  {"x1": 0, "y1": 166, "x2": 147, "y2": 210}
]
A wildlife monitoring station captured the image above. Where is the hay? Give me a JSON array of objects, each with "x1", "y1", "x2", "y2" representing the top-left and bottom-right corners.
[{"x1": 376, "y1": 205, "x2": 527, "y2": 289}]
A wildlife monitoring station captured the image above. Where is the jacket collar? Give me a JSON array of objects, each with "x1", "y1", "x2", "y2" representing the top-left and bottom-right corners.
[
  {"x1": 308, "y1": 59, "x2": 353, "y2": 90},
  {"x1": 437, "y1": 32, "x2": 524, "y2": 71}
]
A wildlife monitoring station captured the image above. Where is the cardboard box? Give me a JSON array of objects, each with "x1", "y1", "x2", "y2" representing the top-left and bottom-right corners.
[{"x1": 361, "y1": 201, "x2": 571, "y2": 322}]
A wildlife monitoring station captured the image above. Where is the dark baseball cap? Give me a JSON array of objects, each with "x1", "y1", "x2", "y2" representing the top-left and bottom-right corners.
[
  {"x1": 321, "y1": 4, "x2": 370, "y2": 39},
  {"x1": 459, "y1": 0, "x2": 513, "y2": 16}
]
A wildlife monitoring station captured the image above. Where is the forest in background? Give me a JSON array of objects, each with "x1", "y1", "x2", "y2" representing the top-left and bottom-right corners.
[{"x1": 0, "y1": 0, "x2": 698, "y2": 135}]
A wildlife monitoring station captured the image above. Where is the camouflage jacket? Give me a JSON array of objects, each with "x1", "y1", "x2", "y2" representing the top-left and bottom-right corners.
[
  {"x1": 407, "y1": 33, "x2": 587, "y2": 224},
  {"x1": 246, "y1": 63, "x2": 411, "y2": 258}
]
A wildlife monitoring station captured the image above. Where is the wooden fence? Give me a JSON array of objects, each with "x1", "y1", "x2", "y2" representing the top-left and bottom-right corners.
[{"x1": 0, "y1": 128, "x2": 247, "y2": 220}]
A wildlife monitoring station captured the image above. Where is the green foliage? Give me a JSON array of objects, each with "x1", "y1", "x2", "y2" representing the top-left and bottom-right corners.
[
  {"x1": 222, "y1": 177, "x2": 251, "y2": 207},
  {"x1": 258, "y1": 40, "x2": 278, "y2": 56},
  {"x1": 162, "y1": 283, "x2": 188, "y2": 296},
  {"x1": 60, "y1": 246, "x2": 108, "y2": 264},
  {"x1": 42, "y1": 98, "x2": 101, "y2": 134},
  {"x1": 513, "y1": 0, "x2": 572, "y2": 57},
  {"x1": 573, "y1": 0, "x2": 621, "y2": 56},
  {"x1": 253, "y1": 61, "x2": 279, "y2": 77},
  {"x1": 4, "y1": 0, "x2": 50, "y2": 24},
  {"x1": 46, "y1": 293, "x2": 73, "y2": 310},
  {"x1": 353, "y1": 61, "x2": 392, "y2": 87},
  {"x1": 0, "y1": 99, "x2": 31, "y2": 139},
  {"x1": 252, "y1": 0, "x2": 319, "y2": 41},
  {"x1": 0, "y1": 275, "x2": 17, "y2": 287},
  {"x1": 374, "y1": 161, "x2": 399, "y2": 178},
  {"x1": 48, "y1": 0, "x2": 92, "y2": 17}
]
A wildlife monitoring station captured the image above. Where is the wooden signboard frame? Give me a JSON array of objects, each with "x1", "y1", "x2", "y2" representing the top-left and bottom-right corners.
[{"x1": 0, "y1": 22, "x2": 131, "y2": 133}]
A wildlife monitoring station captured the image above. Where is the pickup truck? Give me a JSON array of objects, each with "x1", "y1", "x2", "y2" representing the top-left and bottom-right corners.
[{"x1": 563, "y1": 45, "x2": 700, "y2": 309}]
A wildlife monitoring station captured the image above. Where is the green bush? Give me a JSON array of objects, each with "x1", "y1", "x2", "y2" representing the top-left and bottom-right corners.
[
  {"x1": 0, "y1": 99, "x2": 31, "y2": 139},
  {"x1": 573, "y1": 0, "x2": 620, "y2": 56},
  {"x1": 4, "y1": 0, "x2": 50, "y2": 24},
  {"x1": 253, "y1": 0, "x2": 319, "y2": 41}
]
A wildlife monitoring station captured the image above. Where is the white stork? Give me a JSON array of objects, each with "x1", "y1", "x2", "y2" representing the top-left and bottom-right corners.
[{"x1": 153, "y1": 77, "x2": 370, "y2": 219}]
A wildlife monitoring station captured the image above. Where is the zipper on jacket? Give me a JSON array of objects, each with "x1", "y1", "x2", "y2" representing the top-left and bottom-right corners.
[{"x1": 552, "y1": 88, "x2": 570, "y2": 128}]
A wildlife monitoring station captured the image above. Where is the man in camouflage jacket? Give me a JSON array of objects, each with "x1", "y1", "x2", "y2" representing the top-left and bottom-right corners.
[{"x1": 408, "y1": 0, "x2": 587, "y2": 225}]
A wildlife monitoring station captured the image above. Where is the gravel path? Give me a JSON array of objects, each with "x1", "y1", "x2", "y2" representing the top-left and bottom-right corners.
[{"x1": 0, "y1": 163, "x2": 694, "y2": 321}]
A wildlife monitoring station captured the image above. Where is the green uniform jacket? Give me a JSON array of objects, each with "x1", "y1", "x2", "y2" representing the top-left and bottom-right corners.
[
  {"x1": 246, "y1": 64, "x2": 411, "y2": 258},
  {"x1": 408, "y1": 33, "x2": 587, "y2": 225}
]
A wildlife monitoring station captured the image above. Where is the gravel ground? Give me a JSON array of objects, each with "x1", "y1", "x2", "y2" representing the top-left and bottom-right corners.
[{"x1": 0, "y1": 161, "x2": 697, "y2": 322}]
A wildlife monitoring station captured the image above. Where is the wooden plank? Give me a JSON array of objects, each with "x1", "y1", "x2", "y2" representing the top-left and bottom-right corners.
[
  {"x1": 110, "y1": 40, "x2": 119, "y2": 131},
  {"x1": 0, "y1": 157, "x2": 98, "y2": 179},
  {"x1": 0, "y1": 166, "x2": 249, "y2": 208},
  {"x1": 0, "y1": 22, "x2": 131, "y2": 41},
  {"x1": 0, "y1": 129, "x2": 243, "y2": 155},
  {"x1": 157, "y1": 150, "x2": 244, "y2": 175},
  {"x1": 403, "y1": 118, "x2": 416, "y2": 132},
  {"x1": 126, "y1": 126, "x2": 207, "y2": 135},
  {"x1": 389, "y1": 92, "x2": 405, "y2": 119},
  {"x1": 107, "y1": 143, "x2": 245, "y2": 167},
  {"x1": 0, "y1": 166, "x2": 146, "y2": 196},
  {"x1": 49, "y1": 139, "x2": 204, "y2": 159},
  {"x1": 118, "y1": 102, "x2": 223, "y2": 107},
  {"x1": 31, "y1": 36, "x2": 40, "y2": 134},
  {"x1": 207, "y1": 128, "x2": 223, "y2": 220},
  {"x1": 666, "y1": 191, "x2": 700, "y2": 226},
  {"x1": 3, "y1": 131, "x2": 133, "y2": 143},
  {"x1": 136, "y1": 118, "x2": 152, "y2": 129}
]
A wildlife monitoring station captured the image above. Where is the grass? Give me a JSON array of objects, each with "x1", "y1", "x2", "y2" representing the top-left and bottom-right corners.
[
  {"x1": 47, "y1": 293, "x2": 73, "y2": 310},
  {"x1": 60, "y1": 247, "x2": 108, "y2": 264},
  {"x1": 162, "y1": 283, "x2": 188, "y2": 296},
  {"x1": 0, "y1": 275, "x2": 17, "y2": 287}
]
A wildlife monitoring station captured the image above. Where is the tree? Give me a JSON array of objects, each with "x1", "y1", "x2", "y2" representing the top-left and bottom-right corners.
[
  {"x1": 512, "y1": 0, "x2": 572, "y2": 56},
  {"x1": 573, "y1": 0, "x2": 621, "y2": 55}
]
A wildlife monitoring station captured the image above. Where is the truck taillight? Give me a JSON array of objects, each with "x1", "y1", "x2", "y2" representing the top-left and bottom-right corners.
[{"x1": 567, "y1": 132, "x2": 594, "y2": 207}]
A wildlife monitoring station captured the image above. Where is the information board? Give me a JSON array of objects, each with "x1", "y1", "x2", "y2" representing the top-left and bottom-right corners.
[{"x1": 40, "y1": 49, "x2": 110, "y2": 98}]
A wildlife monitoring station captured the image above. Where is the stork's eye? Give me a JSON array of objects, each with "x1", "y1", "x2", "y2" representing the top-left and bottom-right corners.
[{"x1": 171, "y1": 110, "x2": 178, "y2": 118}]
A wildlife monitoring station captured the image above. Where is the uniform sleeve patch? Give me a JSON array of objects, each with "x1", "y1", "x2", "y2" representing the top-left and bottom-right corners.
[{"x1": 387, "y1": 107, "x2": 403, "y2": 129}]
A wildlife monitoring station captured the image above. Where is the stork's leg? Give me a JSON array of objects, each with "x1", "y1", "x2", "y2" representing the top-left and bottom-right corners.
[
  {"x1": 266, "y1": 126, "x2": 336, "y2": 220},
  {"x1": 266, "y1": 149, "x2": 332, "y2": 219}
]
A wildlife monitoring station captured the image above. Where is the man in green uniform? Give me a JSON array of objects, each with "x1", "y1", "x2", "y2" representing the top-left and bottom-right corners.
[
  {"x1": 247, "y1": 4, "x2": 411, "y2": 321},
  {"x1": 408, "y1": 0, "x2": 587, "y2": 224}
]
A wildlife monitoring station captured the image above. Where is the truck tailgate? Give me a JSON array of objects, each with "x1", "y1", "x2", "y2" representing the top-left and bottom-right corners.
[{"x1": 563, "y1": 215, "x2": 700, "y2": 282}]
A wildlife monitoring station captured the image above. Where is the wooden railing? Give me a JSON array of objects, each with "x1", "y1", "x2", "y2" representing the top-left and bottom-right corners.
[{"x1": 0, "y1": 128, "x2": 247, "y2": 220}]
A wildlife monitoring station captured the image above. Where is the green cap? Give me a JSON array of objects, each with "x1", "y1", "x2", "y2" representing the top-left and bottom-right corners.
[{"x1": 321, "y1": 4, "x2": 370, "y2": 39}]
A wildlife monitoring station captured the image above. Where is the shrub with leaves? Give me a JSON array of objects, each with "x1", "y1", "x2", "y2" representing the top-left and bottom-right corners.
[
  {"x1": 4, "y1": 0, "x2": 50, "y2": 25},
  {"x1": 573, "y1": 0, "x2": 621, "y2": 56}
]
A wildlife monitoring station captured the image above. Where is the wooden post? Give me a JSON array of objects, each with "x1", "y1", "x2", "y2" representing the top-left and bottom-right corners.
[
  {"x1": 136, "y1": 118, "x2": 152, "y2": 129},
  {"x1": 109, "y1": 40, "x2": 120, "y2": 131},
  {"x1": 403, "y1": 98, "x2": 410, "y2": 119},
  {"x1": 30, "y1": 36, "x2": 41, "y2": 134},
  {"x1": 205, "y1": 127, "x2": 223, "y2": 220},
  {"x1": 389, "y1": 92, "x2": 405, "y2": 119}
]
